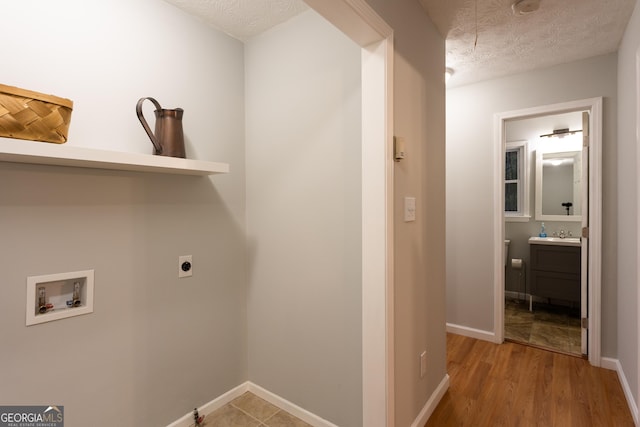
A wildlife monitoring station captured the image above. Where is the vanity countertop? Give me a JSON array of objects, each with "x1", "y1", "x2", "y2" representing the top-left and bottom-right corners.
[{"x1": 528, "y1": 236, "x2": 581, "y2": 247}]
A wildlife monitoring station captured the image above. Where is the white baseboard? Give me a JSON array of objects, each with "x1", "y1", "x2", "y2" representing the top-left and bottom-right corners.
[
  {"x1": 600, "y1": 356, "x2": 618, "y2": 371},
  {"x1": 166, "y1": 381, "x2": 338, "y2": 427},
  {"x1": 410, "y1": 374, "x2": 450, "y2": 427},
  {"x1": 601, "y1": 357, "x2": 639, "y2": 425},
  {"x1": 166, "y1": 382, "x2": 248, "y2": 427},
  {"x1": 446, "y1": 323, "x2": 496, "y2": 343}
]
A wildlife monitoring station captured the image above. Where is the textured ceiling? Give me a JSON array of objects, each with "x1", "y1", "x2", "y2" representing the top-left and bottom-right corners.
[
  {"x1": 420, "y1": 0, "x2": 637, "y2": 87},
  {"x1": 164, "y1": 0, "x2": 636, "y2": 86},
  {"x1": 163, "y1": 0, "x2": 308, "y2": 41}
]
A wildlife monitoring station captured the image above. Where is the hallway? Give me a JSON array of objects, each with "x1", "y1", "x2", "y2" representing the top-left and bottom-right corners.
[{"x1": 426, "y1": 334, "x2": 633, "y2": 426}]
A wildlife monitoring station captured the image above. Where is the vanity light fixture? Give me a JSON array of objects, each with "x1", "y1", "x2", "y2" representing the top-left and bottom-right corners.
[
  {"x1": 544, "y1": 158, "x2": 572, "y2": 167},
  {"x1": 540, "y1": 128, "x2": 582, "y2": 138}
]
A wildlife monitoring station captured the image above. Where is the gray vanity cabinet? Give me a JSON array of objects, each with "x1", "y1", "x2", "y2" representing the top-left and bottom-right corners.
[{"x1": 530, "y1": 244, "x2": 581, "y2": 303}]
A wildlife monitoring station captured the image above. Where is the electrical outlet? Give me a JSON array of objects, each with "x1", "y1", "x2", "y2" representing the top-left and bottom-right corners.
[
  {"x1": 420, "y1": 350, "x2": 427, "y2": 378},
  {"x1": 178, "y1": 255, "x2": 193, "y2": 278}
]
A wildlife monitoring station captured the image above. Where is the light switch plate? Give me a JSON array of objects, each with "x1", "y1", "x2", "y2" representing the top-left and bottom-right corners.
[{"x1": 404, "y1": 197, "x2": 416, "y2": 222}]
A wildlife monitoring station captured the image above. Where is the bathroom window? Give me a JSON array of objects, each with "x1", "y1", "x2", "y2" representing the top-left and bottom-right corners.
[{"x1": 505, "y1": 141, "x2": 529, "y2": 221}]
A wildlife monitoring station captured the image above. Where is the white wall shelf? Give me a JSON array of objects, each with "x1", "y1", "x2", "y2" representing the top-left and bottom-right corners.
[{"x1": 0, "y1": 138, "x2": 229, "y2": 176}]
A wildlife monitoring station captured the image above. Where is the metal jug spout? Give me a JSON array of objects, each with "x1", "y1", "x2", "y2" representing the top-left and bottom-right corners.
[{"x1": 136, "y1": 97, "x2": 186, "y2": 158}]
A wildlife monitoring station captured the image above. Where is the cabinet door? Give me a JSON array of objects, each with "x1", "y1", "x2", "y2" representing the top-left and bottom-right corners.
[
  {"x1": 531, "y1": 245, "x2": 580, "y2": 274},
  {"x1": 530, "y1": 271, "x2": 581, "y2": 303}
]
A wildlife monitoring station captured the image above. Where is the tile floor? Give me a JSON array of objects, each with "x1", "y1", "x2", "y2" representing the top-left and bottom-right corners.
[
  {"x1": 200, "y1": 392, "x2": 313, "y2": 427},
  {"x1": 504, "y1": 298, "x2": 582, "y2": 356}
]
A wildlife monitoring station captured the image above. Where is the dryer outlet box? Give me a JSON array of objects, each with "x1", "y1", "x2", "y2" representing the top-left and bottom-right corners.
[{"x1": 178, "y1": 255, "x2": 193, "y2": 278}]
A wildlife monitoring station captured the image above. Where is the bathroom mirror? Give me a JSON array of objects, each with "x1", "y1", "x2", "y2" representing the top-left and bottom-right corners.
[{"x1": 535, "y1": 150, "x2": 582, "y2": 222}]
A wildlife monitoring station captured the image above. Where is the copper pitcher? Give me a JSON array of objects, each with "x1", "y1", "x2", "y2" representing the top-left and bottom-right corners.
[{"x1": 136, "y1": 97, "x2": 186, "y2": 158}]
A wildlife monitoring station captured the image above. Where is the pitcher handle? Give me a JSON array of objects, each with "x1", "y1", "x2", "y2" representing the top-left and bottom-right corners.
[{"x1": 136, "y1": 97, "x2": 163, "y2": 154}]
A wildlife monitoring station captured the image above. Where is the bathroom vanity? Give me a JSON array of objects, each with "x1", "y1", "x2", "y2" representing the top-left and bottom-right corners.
[{"x1": 528, "y1": 237, "x2": 581, "y2": 304}]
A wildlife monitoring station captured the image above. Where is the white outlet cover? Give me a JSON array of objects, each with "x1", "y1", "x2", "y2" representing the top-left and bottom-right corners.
[{"x1": 178, "y1": 255, "x2": 193, "y2": 278}]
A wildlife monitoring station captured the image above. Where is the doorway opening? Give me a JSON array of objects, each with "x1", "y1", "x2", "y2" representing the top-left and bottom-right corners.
[
  {"x1": 494, "y1": 98, "x2": 603, "y2": 366},
  {"x1": 503, "y1": 110, "x2": 585, "y2": 356}
]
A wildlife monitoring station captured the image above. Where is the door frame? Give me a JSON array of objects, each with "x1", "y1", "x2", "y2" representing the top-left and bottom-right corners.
[
  {"x1": 304, "y1": 1, "x2": 395, "y2": 424},
  {"x1": 493, "y1": 97, "x2": 603, "y2": 366}
]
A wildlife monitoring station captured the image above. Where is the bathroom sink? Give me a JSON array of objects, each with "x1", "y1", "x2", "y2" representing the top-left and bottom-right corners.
[{"x1": 528, "y1": 236, "x2": 581, "y2": 247}]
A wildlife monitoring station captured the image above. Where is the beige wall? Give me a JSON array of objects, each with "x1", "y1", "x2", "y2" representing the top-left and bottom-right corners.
[{"x1": 364, "y1": 0, "x2": 448, "y2": 425}]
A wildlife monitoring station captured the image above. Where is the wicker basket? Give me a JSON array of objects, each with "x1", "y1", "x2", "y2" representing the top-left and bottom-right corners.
[{"x1": 0, "y1": 84, "x2": 73, "y2": 144}]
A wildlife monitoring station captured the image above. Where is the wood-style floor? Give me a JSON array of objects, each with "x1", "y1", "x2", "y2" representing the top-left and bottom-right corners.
[{"x1": 426, "y1": 334, "x2": 634, "y2": 426}]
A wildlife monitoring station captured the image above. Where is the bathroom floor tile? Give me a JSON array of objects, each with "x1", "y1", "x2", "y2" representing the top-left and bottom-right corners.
[
  {"x1": 505, "y1": 311, "x2": 533, "y2": 325},
  {"x1": 504, "y1": 299, "x2": 582, "y2": 356},
  {"x1": 534, "y1": 310, "x2": 567, "y2": 324},
  {"x1": 529, "y1": 322, "x2": 572, "y2": 353},
  {"x1": 505, "y1": 322, "x2": 532, "y2": 342}
]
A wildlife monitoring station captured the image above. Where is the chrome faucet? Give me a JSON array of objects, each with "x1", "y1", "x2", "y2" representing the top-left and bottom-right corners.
[{"x1": 558, "y1": 229, "x2": 567, "y2": 238}]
